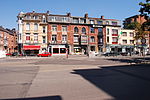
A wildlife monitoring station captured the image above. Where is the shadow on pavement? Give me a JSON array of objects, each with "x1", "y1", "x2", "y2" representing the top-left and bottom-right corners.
[
  {"x1": 3, "y1": 95, "x2": 62, "y2": 100},
  {"x1": 106, "y1": 57, "x2": 150, "y2": 64},
  {"x1": 72, "y1": 64, "x2": 150, "y2": 100}
]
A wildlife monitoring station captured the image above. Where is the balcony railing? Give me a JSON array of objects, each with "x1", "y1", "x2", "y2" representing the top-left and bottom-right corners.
[
  {"x1": 112, "y1": 34, "x2": 118, "y2": 36},
  {"x1": 112, "y1": 42, "x2": 118, "y2": 44}
]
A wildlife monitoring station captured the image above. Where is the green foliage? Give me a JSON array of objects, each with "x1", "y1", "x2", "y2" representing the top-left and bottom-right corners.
[
  {"x1": 134, "y1": 22, "x2": 147, "y2": 40},
  {"x1": 125, "y1": 22, "x2": 138, "y2": 29},
  {"x1": 139, "y1": 0, "x2": 150, "y2": 20}
]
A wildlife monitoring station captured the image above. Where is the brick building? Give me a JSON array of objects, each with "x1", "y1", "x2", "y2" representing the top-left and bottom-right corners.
[
  {"x1": 0, "y1": 26, "x2": 17, "y2": 53},
  {"x1": 17, "y1": 11, "x2": 123, "y2": 55},
  {"x1": 123, "y1": 15, "x2": 150, "y2": 53}
]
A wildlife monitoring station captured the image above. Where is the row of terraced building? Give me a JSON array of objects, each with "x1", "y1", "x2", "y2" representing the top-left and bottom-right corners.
[{"x1": 17, "y1": 11, "x2": 149, "y2": 56}]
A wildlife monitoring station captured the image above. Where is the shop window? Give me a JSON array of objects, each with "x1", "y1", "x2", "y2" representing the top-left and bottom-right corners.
[
  {"x1": 90, "y1": 46, "x2": 95, "y2": 51},
  {"x1": 60, "y1": 48, "x2": 66, "y2": 53},
  {"x1": 53, "y1": 48, "x2": 59, "y2": 53}
]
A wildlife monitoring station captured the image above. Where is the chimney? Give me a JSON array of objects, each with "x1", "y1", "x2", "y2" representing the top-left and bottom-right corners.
[
  {"x1": 47, "y1": 10, "x2": 50, "y2": 14},
  {"x1": 67, "y1": 12, "x2": 71, "y2": 17},
  {"x1": 32, "y1": 10, "x2": 35, "y2": 13},
  {"x1": 101, "y1": 16, "x2": 104, "y2": 19},
  {"x1": 85, "y1": 13, "x2": 88, "y2": 18}
]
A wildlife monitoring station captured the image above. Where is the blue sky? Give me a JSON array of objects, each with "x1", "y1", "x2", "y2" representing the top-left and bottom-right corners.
[{"x1": 0, "y1": 0, "x2": 144, "y2": 29}]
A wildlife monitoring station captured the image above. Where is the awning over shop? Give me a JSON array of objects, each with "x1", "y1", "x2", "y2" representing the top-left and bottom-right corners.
[{"x1": 23, "y1": 45, "x2": 40, "y2": 50}]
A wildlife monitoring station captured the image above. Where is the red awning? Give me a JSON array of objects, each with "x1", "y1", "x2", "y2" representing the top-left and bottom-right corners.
[{"x1": 23, "y1": 45, "x2": 40, "y2": 50}]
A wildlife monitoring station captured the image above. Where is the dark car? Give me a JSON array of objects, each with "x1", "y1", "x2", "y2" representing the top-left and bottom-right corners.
[
  {"x1": 102, "y1": 52, "x2": 118, "y2": 57},
  {"x1": 120, "y1": 52, "x2": 128, "y2": 56},
  {"x1": 11, "y1": 52, "x2": 22, "y2": 56}
]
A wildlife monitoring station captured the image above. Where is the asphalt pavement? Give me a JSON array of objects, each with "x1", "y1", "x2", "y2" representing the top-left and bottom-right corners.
[{"x1": 0, "y1": 55, "x2": 150, "y2": 100}]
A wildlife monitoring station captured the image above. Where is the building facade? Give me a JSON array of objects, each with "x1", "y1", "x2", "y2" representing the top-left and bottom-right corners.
[
  {"x1": 0, "y1": 26, "x2": 17, "y2": 54},
  {"x1": 17, "y1": 11, "x2": 125, "y2": 55},
  {"x1": 123, "y1": 15, "x2": 150, "y2": 53},
  {"x1": 17, "y1": 11, "x2": 48, "y2": 55}
]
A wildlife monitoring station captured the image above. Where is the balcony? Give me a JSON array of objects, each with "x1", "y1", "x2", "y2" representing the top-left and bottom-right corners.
[
  {"x1": 51, "y1": 41, "x2": 57, "y2": 44},
  {"x1": 112, "y1": 42, "x2": 118, "y2": 44},
  {"x1": 112, "y1": 34, "x2": 118, "y2": 36}
]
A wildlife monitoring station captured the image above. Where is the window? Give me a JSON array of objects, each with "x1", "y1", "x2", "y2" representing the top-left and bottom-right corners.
[
  {"x1": 33, "y1": 16, "x2": 38, "y2": 20},
  {"x1": 62, "y1": 26, "x2": 67, "y2": 32},
  {"x1": 53, "y1": 48, "x2": 59, "y2": 53},
  {"x1": 122, "y1": 32, "x2": 127, "y2": 36},
  {"x1": 52, "y1": 35, "x2": 57, "y2": 42},
  {"x1": 130, "y1": 40, "x2": 134, "y2": 44},
  {"x1": 130, "y1": 32, "x2": 134, "y2": 37},
  {"x1": 51, "y1": 17, "x2": 56, "y2": 21},
  {"x1": 62, "y1": 17, "x2": 67, "y2": 22},
  {"x1": 106, "y1": 21, "x2": 109, "y2": 25},
  {"x1": 107, "y1": 36, "x2": 109, "y2": 43},
  {"x1": 62, "y1": 35, "x2": 67, "y2": 43},
  {"x1": 90, "y1": 36, "x2": 95, "y2": 42},
  {"x1": 34, "y1": 23, "x2": 38, "y2": 31},
  {"x1": 82, "y1": 27, "x2": 86, "y2": 34},
  {"x1": 26, "y1": 15, "x2": 30, "y2": 19},
  {"x1": 73, "y1": 18, "x2": 79, "y2": 23},
  {"x1": 42, "y1": 16, "x2": 46, "y2": 23},
  {"x1": 112, "y1": 29, "x2": 118, "y2": 35},
  {"x1": 43, "y1": 26, "x2": 46, "y2": 33},
  {"x1": 26, "y1": 23, "x2": 30, "y2": 31},
  {"x1": 43, "y1": 36, "x2": 46, "y2": 43},
  {"x1": 80, "y1": 18, "x2": 85, "y2": 23},
  {"x1": 112, "y1": 21, "x2": 117, "y2": 25},
  {"x1": 90, "y1": 20, "x2": 94, "y2": 24},
  {"x1": 74, "y1": 35, "x2": 79, "y2": 42},
  {"x1": 74, "y1": 27, "x2": 79, "y2": 34},
  {"x1": 98, "y1": 28, "x2": 103, "y2": 33},
  {"x1": 107, "y1": 28, "x2": 109, "y2": 35},
  {"x1": 97, "y1": 21, "x2": 103, "y2": 25},
  {"x1": 34, "y1": 33, "x2": 38, "y2": 43},
  {"x1": 26, "y1": 33, "x2": 30, "y2": 43},
  {"x1": 123, "y1": 40, "x2": 127, "y2": 44},
  {"x1": 90, "y1": 27, "x2": 95, "y2": 33},
  {"x1": 52, "y1": 25, "x2": 57, "y2": 31},
  {"x1": 112, "y1": 37, "x2": 118, "y2": 42},
  {"x1": 60, "y1": 48, "x2": 66, "y2": 53},
  {"x1": 81, "y1": 36, "x2": 87, "y2": 43}
]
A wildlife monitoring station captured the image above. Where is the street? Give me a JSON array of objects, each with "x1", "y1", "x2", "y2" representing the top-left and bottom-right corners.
[{"x1": 0, "y1": 55, "x2": 150, "y2": 100}]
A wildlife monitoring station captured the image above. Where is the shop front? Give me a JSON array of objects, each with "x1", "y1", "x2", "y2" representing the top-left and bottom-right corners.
[
  {"x1": 48, "y1": 45, "x2": 67, "y2": 56},
  {"x1": 23, "y1": 45, "x2": 40, "y2": 56}
]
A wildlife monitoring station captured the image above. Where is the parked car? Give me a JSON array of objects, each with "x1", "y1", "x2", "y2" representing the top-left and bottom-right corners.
[
  {"x1": 120, "y1": 52, "x2": 128, "y2": 56},
  {"x1": 37, "y1": 52, "x2": 51, "y2": 57},
  {"x1": 102, "y1": 52, "x2": 118, "y2": 57},
  {"x1": 6, "y1": 53, "x2": 12, "y2": 56}
]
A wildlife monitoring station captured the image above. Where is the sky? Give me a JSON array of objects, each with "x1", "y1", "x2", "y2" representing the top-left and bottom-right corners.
[{"x1": 0, "y1": 0, "x2": 144, "y2": 29}]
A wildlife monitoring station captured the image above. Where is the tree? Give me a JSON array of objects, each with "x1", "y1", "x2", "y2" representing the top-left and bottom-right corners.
[
  {"x1": 139, "y1": 0, "x2": 150, "y2": 19},
  {"x1": 134, "y1": 22, "x2": 147, "y2": 40},
  {"x1": 139, "y1": 0, "x2": 150, "y2": 31}
]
